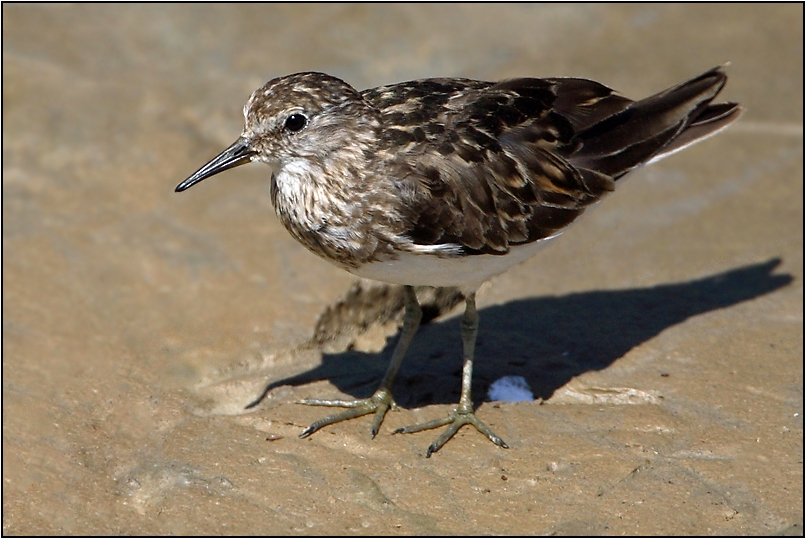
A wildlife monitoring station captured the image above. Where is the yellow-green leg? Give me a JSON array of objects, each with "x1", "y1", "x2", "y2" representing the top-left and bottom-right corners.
[
  {"x1": 299, "y1": 285, "x2": 422, "y2": 438},
  {"x1": 394, "y1": 292, "x2": 508, "y2": 457}
]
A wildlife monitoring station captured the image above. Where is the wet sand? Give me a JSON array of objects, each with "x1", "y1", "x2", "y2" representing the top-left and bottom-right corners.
[{"x1": 3, "y1": 4, "x2": 803, "y2": 535}]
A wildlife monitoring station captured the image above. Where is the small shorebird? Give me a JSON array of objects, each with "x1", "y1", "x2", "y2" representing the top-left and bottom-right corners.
[{"x1": 177, "y1": 66, "x2": 741, "y2": 456}]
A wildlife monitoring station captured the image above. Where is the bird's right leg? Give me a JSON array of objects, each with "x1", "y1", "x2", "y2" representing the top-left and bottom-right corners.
[
  {"x1": 299, "y1": 285, "x2": 422, "y2": 438},
  {"x1": 393, "y1": 292, "x2": 508, "y2": 456}
]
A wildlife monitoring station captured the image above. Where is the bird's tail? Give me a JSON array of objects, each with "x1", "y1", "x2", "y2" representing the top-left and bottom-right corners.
[{"x1": 569, "y1": 66, "x2": 743, "y2": 179}]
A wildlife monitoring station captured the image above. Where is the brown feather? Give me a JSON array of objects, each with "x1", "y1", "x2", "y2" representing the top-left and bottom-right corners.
[{"x1": 364, "y1": 66, "x2": 738, "y2": 256}]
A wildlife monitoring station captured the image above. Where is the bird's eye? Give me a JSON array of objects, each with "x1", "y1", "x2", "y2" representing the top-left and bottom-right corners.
[{"x1": 284, "y1": 113, "x2": 307, "y2": 133}]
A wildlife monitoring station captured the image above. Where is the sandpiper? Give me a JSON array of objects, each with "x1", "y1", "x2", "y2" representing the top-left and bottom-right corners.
[{"x1": 176, "y1": 66, "x2": 741, "y2": 456}]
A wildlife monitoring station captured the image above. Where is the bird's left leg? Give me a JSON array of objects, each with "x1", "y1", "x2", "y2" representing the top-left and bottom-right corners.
[
  {"x1": 394, "y1": 292, "x2": 508, "y2": 457},
  {"x1": 298, "y1": 285, "x2": 421, "y2": 438}
]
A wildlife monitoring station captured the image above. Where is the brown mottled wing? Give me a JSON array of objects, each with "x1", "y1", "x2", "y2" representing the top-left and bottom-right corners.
[
  {"x1": 365, "y1": 77, "x2": 621, "y2": 254},
  {"x1": 565, "y1": 66, "x2": 740, "y2": 178},
  {"x1": 364, "y1": 67, "x2": 739, "y2": 255}
]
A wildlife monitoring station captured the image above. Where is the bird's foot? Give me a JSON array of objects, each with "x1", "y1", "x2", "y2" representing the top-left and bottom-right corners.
[
  {"x1": 298, "y1": 388, "x2": 396, "y2": 439},
  {"x1": 393, "y1": 406, "x2": 508, "y2": 457}
]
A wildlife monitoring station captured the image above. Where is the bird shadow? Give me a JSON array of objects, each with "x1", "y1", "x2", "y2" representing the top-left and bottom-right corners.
[{"x1": 250, "y1": 258, "x2": 791, "y2": 409}]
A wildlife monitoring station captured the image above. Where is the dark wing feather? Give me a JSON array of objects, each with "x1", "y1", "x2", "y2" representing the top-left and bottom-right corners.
[
  {"x1": 366, "y1": 67, "x2": 740, "y2": 255},
  {"x1": 566, "y1": 66, "x2": 742, "y2": 178}
]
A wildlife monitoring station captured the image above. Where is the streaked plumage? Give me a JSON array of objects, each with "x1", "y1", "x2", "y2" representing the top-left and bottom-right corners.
[{"x1": 176, "y1": 67, "x2": 741, "y2": 456}]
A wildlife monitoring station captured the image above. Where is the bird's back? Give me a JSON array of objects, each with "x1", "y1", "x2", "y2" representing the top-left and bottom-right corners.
[{"x1": 363, "y1": 67, "x2": 741, "y2": 256}]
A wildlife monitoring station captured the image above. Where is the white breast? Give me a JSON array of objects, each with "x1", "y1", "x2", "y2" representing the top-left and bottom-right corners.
[{"x1": 349, "y1": 234, "x2": 561, "y2": 291}]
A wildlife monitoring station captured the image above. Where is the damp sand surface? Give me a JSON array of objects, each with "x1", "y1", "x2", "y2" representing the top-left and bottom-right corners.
[{"x1": 3, "y1": 4, "x2": 803, "y2": 535}]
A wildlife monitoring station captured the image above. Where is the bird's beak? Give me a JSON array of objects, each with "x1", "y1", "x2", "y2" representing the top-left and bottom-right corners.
[{"x1": 175, "y1": 138, "x2": 256, "y2": 192}]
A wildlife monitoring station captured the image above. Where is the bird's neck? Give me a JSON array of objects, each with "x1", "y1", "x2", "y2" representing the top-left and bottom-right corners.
[{"x1": 270, "y1": 148, "x2": 380, "y2": 267}]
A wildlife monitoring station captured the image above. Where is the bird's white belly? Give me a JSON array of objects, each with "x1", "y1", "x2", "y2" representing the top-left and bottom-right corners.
[{"x1": 350, "y1": 235, "x2": 561, "y2": 290}]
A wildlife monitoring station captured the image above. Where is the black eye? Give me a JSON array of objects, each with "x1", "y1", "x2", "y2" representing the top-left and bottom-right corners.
[{"x1": 284, "y1": 113, "x2": 307, "y2": 133}]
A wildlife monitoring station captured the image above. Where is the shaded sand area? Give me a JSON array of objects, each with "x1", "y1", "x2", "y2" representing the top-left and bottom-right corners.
[{"x1": 3, "y1": 4, "x2": 802, "y2": 535}]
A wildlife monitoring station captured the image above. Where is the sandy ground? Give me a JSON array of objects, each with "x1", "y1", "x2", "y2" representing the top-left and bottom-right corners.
[{"x1": 3, "y1": 4, "x2": 803, "y2": 535}]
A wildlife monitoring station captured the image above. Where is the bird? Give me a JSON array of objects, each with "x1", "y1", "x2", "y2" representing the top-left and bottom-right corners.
[{"x1": 176, "y1": 66, "x2": 742, "y2": 457}]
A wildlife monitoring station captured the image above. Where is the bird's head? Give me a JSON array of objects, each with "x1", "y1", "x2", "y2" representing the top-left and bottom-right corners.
[{"x1": 176, "y1": 72, "x2": 380, "y2": 193}]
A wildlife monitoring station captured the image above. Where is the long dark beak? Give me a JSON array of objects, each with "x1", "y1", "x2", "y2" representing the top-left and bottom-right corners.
[{"x1": 175, "y1": 138, "x2": 256, "y2": 192}]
